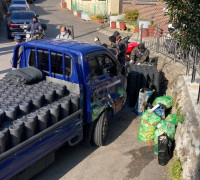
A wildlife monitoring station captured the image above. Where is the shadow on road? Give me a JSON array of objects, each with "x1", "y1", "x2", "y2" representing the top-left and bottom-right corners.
[
  {"x1": 33, "y1": 106, "x2": 136, "y2": 180},
  {"x1": 0, "y1": 68, "x2": 11, "y2": 74},
  {"x1": 106, "y1": 105, "x2": 137, "y2": 145}
]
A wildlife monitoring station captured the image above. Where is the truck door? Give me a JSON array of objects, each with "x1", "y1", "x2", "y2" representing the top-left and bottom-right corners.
[{"x1": 86, "y1": 51, "x2": 126, "y2": 121}]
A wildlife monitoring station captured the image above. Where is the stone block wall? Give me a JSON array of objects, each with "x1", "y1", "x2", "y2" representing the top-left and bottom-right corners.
[{"x1": 169, "y1": 76, "x2": 200, "y2": 180}]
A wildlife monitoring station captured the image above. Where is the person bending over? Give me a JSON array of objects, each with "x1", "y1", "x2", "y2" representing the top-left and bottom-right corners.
[{"x1": 130, "y1": 43, "x2": 150, "y2": 64}]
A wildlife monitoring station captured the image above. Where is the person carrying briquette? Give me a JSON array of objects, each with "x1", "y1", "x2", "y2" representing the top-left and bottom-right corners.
[
  {"x1": 130, "y1": 43, "x2": 150, "y2": 64},
  {"x1": 112, "y1": 31, "x2": 127, "y2": 65}
]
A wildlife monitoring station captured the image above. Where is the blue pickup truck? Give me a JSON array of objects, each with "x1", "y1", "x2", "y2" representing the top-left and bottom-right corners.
[{"x1": 0, "y1": 39, "x2": 127, "y2": 179}]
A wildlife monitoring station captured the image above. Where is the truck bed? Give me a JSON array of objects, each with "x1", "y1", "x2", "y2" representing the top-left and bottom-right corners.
[{"x1": 0, "y1": 77, "x2": 82, "y2": 179}]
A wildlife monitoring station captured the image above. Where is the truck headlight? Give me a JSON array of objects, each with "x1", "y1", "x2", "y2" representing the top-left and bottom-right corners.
[{"x1": 26, "y1": 34, "x2": 31, "y2": 38}]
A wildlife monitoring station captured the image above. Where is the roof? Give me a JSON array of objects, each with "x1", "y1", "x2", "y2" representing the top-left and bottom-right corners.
[
  {"x1": 11, "y1": 10, "x2": 34, "y2": 13},
  {"x1": 9, "y1": 4, "x2": 27, "y2": 7},
  {"x1": 23, "y1": 38, "x2": 105, "y2": 54}
]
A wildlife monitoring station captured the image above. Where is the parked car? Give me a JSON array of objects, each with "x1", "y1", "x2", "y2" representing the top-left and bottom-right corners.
[
  {"x1": 0, "y1": 39, "x2": 127, "y2": 179},
  {"x1": 11, "y1": 0, "x2": 26, "y2": 5},
  {"x1": 7, "y1": 10, "x2": 36, "y2": 39},
  {"x1": 5, "y1": 4, "x2": 29, "y2": 18}
]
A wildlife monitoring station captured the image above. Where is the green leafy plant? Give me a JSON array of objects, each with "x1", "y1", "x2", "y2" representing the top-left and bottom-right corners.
[
  {"x1": 111, "y1": 13, "x2": 118, "y2": 16},
  {"x1": 123, "y1": 9, "x2": 139, "y2": 21},
  {"x1": 126, "y1": 21, "x2": 138, "y2": 26},
  {"x1": 164, "y1": 0, "x2": 200, "y2": 50},
  {"x1": 149, "y1": 23, "x2": 157, "y2": 27},
  {"x1": 139, "y1": 17, "x2": 150, "y2": 21},
  {"x1": 168, "y1": 158, "x2": 183, "y2": 180},
  {"x1": 176, "y1": 107, "x2": 186, "y2": 124},
  {"x1": 117, "y1": 19, "x2": 126, "y2": 22},
  {"x1": 96, "y1": 15, "x2": 107, "y2": 19}
]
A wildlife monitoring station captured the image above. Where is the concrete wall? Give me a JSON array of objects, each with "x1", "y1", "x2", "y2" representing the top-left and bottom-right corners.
[
  {"x1": 108, "y1": 0, "x2": 120, "y2": 15},
  {"x1": 121, "y1": 0, "x2": 168, "y2": 32},
  {"x1": 65, "y1": 0, "x2": 72, "y2": 10},
  {"x1": 170, "y1": 76, "x2": 200, "y2": 180}
]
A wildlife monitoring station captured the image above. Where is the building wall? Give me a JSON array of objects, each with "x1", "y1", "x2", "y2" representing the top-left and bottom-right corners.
[
  {"x1": 70, "y1": 0, "x2": 107, "y2": 15},
  {"x1": 108, "y1": 0, "x2": 120, "y2": 15},
  {"x1": 122, "y1": 1, "x2": 168, "y2": 32},
  {"x1": 65, "y1": 0, "x2": 72, "y2": 10},
  {"x1": 68, "y1": 0, "x2": 120, "y2": 15}
]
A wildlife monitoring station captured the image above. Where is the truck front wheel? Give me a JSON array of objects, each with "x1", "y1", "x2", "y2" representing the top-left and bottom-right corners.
[{"x1": 93, "y1": 110, "x2": 108, "y2": 146}]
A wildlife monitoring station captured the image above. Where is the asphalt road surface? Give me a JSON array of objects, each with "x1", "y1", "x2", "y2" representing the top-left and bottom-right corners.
[{"x1": 0, "y1": 0, "x2": 170, "y2": 179}]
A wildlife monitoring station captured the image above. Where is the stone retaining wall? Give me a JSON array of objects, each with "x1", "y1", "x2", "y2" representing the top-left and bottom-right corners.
[{"x1": 157, "y1": 53, "x2": 200, "y2": 180}]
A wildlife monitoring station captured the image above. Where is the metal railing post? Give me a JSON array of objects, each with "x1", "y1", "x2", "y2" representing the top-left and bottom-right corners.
[
  {"x1": 140, "y1": 23, "x2": 143, "y2": 43},
  {"x1": 191, "y1": 47, "x2": 197, "y2": 83},
  {"x1": 173, "y1": 40, "x2": 177, "y2": 63},
  {"x1": 197, "y1": 83, "x2": 200, "y2": 104},
  {"x1": 186, "y1": 51, "x2": 190, "y2": 75},
  {"x1": 156, "y1": 24, "x2": 160, "y2": 53}
]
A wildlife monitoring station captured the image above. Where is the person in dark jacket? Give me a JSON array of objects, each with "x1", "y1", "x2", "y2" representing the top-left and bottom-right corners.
[
  {"x1": 94, "y1": 36, "x2": 119, "y2": 58},
  {"x1": 27, "y1": 16, "x2": 42, "y2": 32},
  {"x1": 112, "y1": 31, "x2": 127, "y2": 65},
  {"x1": 130, "y1": 43, "x2": 150, "y2": 64},
  {"x1": 10, "y1": 36, "x2": 23, "y2": 68},
  {"x1": 107, "y1": 35, "x2": 119, "y2": 58}
]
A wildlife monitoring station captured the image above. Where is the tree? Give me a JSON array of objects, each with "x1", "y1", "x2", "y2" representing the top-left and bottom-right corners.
[{"x1": 164, "y1": 0, "x2": 200, "y2": 50}]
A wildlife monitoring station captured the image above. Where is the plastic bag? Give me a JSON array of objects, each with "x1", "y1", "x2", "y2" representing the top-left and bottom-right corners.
[
  {"x1": 138, "y1": 110, "x2": 161, "y2": 142},
  {"x1": 134, "y1": 88, "x2": 155, "y2": 116},
  {"x1": 153, "y1": 96, "x2": 174, "y2": 109},
  {"x1": 153, "y1": 104, "x2": 165, "y2": 119},
  {"x1": 154, "y1": 121, "x2": 176, "y2": 155},
  {"x1": 165, "y1": 114, "x2": 178, "y2": 126}
]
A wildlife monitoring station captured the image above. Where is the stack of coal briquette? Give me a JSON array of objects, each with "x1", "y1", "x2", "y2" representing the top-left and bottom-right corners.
[
  {"x1": 127, "y1": 64, "x2": 160, "y2": 107},
  {"x1": 0, "y1": 78, "x2": 79, "y2": 154}
]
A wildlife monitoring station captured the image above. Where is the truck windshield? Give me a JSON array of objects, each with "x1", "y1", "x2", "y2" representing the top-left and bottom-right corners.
[{"x1": 29, "y1": 49, "x2": 71, "y2": 77}]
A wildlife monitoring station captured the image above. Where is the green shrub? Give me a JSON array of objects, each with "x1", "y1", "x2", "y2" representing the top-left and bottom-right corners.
[
  {"x1": 164, "y1": 0, "x2": 200, "y2": 50},
  {"x1": 123, "y1": 9, "x2": 139, "y2": 21},
  {"x1": 96, "y1": 15, "x2": 107, "y2": 19},
  {"x1": 139, "y1": 17, "x2": 150, "y2": 21},
  {"x1": 149, "y1": 22, "x2": 157, "y2": 27},
  {"x1": 117, "y1": 19, "x2": 126, "y2": 22},
  {"x1": 176, "y1": 107, "x2": 186, "y2": 124},
  {"x1": 169, "y1": 159, "x2": 183, "y2": 180},
  {"x1": 126, "y1": 21, "x2": 138, "y2": 25}
]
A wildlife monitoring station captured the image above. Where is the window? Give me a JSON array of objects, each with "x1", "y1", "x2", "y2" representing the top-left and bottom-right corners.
[
  {"x1": 87, "y1": 53, "x2": 118, "y2": 78},
  {"x1": 29, "y1": 49, "x2": 71, "y2": 77},
  {"x1": 38, "y1": 50, "x2": 49, "y2": 72},
  {"x1": 51, "y1": 53, "x2": 71, "y2": 77}
]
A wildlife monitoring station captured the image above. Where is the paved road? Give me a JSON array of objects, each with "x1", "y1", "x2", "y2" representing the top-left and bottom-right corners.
[
  {"x1": 0, "y1": 20, "x2": 13, "y2": 79},
  {"x1": 30, "y1": 0, "x2": 109, "y2": 43},
  {"x1": 0, "y1": 0, "x2": 169, "y2": 179}
]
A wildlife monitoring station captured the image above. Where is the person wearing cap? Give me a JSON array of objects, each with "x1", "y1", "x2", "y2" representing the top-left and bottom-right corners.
[
  {"x1": 10, "y1": 36, "x2": 23, "y2": 68},
  {"x1": 56, "y1": 26, "x2": 73, "y2": 40},
  {"x1": 112, "y1": 31, "x2": 127, "y2": 65},
  {"x1": 27, "y1": 16, "x2": 42, "y2": 32},
  {"x1": 94, "y1": 36, "x2": 119, "y2": 57},
  {"x1": 130, "y1": 43, "x2": 150, "y2": 64},
  {"x1": 107, "y1": 35, "x2": 119, "y2": 57}
]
